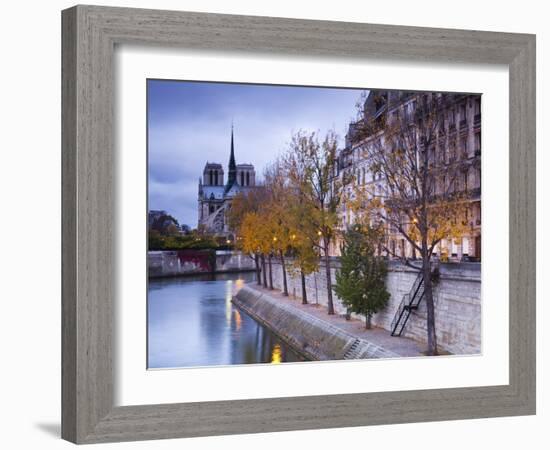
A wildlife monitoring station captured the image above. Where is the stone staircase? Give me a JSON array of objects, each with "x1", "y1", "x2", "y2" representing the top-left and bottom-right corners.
[{"x1": 343, "y1": 339, "x2": 363, "y2": 359}]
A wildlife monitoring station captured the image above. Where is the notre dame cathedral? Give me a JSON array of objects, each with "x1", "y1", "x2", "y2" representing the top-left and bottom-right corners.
[{"x1": 197, "y1": 128, "x2": 256, "y2": 237}]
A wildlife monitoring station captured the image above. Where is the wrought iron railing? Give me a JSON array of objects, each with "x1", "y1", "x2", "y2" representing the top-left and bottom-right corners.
[{"x1": 390, "y1": 269, "x2": 426, "y2": 336}]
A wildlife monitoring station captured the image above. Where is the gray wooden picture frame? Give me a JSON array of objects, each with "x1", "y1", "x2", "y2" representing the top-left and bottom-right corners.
[{"x1": 61, "y1": 4, "x2": 536, "y2": 444}]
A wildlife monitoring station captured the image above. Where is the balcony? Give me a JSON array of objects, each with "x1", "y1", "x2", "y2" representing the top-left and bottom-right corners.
[{"x1": 459, "y1": 119, "x2": 467, "y2": 129}]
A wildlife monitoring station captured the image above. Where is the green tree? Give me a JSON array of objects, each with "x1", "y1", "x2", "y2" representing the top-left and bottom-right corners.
[
  {"x1": 150, "y1": 213, "x2": 179, "y2": 235},
  {"x1": 333, "y1": 224, "x2": 390, "y2": 329}
]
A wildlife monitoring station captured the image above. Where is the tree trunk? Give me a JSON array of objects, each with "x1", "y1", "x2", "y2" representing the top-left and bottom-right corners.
[
  {"x1": 301, "y1": 269, "x2": 308, "y2": 304},
  {"x1": 423, "y1": 250, "x2": 438, "y2": 355},
  {"x1": 254, "y1": 254, "x2": 261, "y2": 286},
  {"x1": 261, "y1": 254, "x2": 267, "y2": 288},
  {"x1": 268, "y1": 253, "x2": 273, "y2": 290},
  {"x1": 324, "y1": 238, "x2": 335, "y2": 315},
  {"x1": 280, "y1": 250, "x2": 288, "y2": 296},
  {"x1": 365, "y1": 312, "x2": 372, "y2": 329}
]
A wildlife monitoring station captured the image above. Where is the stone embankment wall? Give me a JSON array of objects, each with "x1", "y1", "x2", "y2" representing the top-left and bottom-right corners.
[
  {"x1": 269, "y1": 259, "x2": 481, "y2": 355},
  {"x1": 233, "y1": 285, "x2": 399, "y2": 361},
  {"x1": 148, "y1": 250, "x2": 256, "y2": 278}
]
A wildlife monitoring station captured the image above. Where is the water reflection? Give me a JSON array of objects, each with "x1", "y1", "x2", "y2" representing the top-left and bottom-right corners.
[
  {"x1": 271, "y1": 344, "x2": 282, "y2": 364},
  {"x1": 148, "y1": 272, "x2": 304, "y2": 369}
]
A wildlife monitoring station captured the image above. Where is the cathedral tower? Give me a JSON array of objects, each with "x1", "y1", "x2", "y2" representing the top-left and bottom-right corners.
[{"x1": 226, "y1": 126, "x2": 237, "y2": 192}]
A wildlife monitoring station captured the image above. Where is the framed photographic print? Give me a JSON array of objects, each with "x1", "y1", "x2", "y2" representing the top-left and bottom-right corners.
[{"x1": 62, "y1": 5, "x2": 536, "y2": 444}]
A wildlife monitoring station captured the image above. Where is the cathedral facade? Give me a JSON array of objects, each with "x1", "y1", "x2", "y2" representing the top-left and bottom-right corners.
[{"x1": 197, "y1": 129, "x2": 256, "y2": 237}]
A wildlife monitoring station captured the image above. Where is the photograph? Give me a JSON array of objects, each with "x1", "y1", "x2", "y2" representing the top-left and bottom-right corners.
[
  {"x1": 147, "y1": 80, "x2": 482, "y2": 369},
  {"x1": 1, "y1": 0, "x2": 542, "y2": 447}
]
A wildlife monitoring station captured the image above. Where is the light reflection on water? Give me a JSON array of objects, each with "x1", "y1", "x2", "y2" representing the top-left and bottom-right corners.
[
  {"x1": 147, "y1": 272, "x2": 304, "y2": 369},
  {"x1": 271, "y1": 344, "x2": 282, "y2": 364}
]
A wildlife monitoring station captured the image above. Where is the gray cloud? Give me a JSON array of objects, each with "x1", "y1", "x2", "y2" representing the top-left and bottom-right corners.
[{"x1": 148, "y1": 80, "x2": 363, "y2": 227}]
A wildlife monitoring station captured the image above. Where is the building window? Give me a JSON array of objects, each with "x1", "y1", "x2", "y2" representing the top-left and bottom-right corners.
[
  {"x1": 461, "y1": 137, "x2": 468, "y2": 157},
  {"x1": 214, "y1": 171, "x2": 218, "y2": 185},
  {"x1": 448, "y1": 144, "x2": 455, "y2": 162},
  {"x1": 246, "y1": 172, "x2": 250, "y2": 186},
  {"x1": 475, "y1": 132, "x2": 481, "y2": 153}
]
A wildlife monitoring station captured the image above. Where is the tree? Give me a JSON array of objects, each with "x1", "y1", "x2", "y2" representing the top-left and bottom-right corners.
[
  {"x1": 227, "y1": 188, "x2": 268, "y2": 286},
  {"x1": 290, "y1": 237, "x2": 319, "y2": 304},
  {"x1": 284, "y1": 130, "x2": 344, "y2": 315},
  {"x1": 239, "y1": 212, "x2": 264, "y2": 286},
  {"x1": 263, "y1": 159, "x2": 296, "y2": 296},
  {"x1": 150, "y1": 213, "x2": 180, "y2": 235},
  {"x1": 352, "y1": 91, "x2": 473, "y2": 354},
  {"x1": 147, "y1": 229, "x2": 222, "y2": 251},
  {"x1": 333, "y1": 224, "x2": 389, "y2": 329},
  {"x1": 285, "y1": 189, "x2": 320, "y2": 304}
]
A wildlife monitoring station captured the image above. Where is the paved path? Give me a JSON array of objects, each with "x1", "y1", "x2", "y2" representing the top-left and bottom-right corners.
[{"x1": 246, "y1": 283, "x2": 425, "y2": 358}]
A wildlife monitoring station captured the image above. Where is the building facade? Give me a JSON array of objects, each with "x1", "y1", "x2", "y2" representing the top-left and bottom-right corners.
[
  {"x1": 334, "y1": 90, "x2": 482, "y2": 262},
  {"x1": 197, "y1": 128, "x2": 256, "y2": 237}
]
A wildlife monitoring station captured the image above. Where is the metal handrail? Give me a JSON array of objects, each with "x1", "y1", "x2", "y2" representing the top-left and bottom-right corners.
[{"x1": 390, "y1": 269, "x2": 425, "y2": 336}]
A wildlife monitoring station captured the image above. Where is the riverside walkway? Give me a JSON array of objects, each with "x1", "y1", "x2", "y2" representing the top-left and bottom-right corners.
[{"x1": 236, "y1": 283, "x2": 425, "y2": 359}]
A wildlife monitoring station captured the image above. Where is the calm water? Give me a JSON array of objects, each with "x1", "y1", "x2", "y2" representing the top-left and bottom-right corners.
[{"x1": 147, "y1": 272, "x2": 304, "y2": 368}]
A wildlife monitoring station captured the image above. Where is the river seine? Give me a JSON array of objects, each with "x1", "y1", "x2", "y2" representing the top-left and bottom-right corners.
[{"x1": 148, "y1": 272, "x2": 304, "y2": 368}]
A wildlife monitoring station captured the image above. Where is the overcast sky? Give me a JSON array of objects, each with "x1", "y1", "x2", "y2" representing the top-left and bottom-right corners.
[{"x1": 147, "y1": 79, "x2": 364, "y2": 227}]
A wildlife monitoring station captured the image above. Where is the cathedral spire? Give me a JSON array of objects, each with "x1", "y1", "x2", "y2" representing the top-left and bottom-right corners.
[{"x1": 226, "y1": 124, "x2": 237, "y2": 189}]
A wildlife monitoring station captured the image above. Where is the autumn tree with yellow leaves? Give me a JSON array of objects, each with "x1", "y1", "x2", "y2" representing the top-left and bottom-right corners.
[
  {"x1": 286, "y1": 201, "x2": 320, "y2": 305},
  {"x1": 228, "y1": 188, "x2": 269, "y2": 286},
  {"x1": 284, "y1": 130, "x2": 344, "y2": 315},
  {"x1": 262, "y1": 160, "x2": 293, "y2": 295},
  {"x1": 351, "y1": 91, "x2": 475, "y2": 355},
  {"x1": 229, "y1": 161, "x2": 296, "y2": 293}
]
